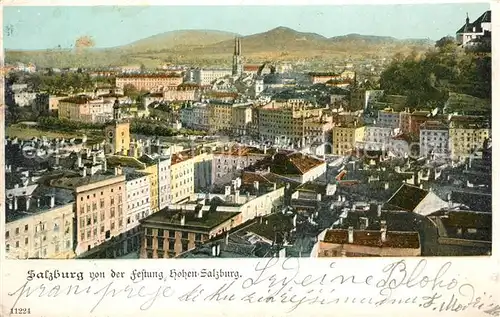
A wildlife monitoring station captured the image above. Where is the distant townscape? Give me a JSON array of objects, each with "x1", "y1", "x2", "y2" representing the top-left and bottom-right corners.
[{"x1": 4, "y1": 11, "x2": 491, "y2": 259}]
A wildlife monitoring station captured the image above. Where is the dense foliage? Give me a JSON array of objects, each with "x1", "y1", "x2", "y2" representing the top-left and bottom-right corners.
[
  {"x1": 6, "y1": 71, "x2": 115, "y2": 95},
  {"x1": 379, "y1": 37, "x2": 491, "y2": 108}
]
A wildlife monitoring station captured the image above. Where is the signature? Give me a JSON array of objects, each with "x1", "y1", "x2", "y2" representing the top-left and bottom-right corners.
[{"x1": 6, "y1": 259, "x2": 499, "y2": 316}]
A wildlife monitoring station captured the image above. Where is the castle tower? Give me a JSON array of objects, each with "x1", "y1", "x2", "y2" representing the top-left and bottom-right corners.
[
  {"x1": 232, "y1": 37, "x2": 243, "y2": 77},
  {"x1": 104, "y1": 98, "x2": 131, "y2": 155}
]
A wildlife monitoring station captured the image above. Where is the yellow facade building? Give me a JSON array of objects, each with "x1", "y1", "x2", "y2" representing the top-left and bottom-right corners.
[
  {"x1": 208, "y1": 102, "x2": 233, "y2": 133},
  {"x1": 50, "y1": 170, "x2": 127, "y2": 256},
  {"x1": 332, "y1": 124, "x2": 366, "y2": 155},
  {"x1": 104, "y1": 100, "x2": 131, "y2": 155},
  {"x1": 448, "y1": 116, "x2": 490, "y2": 160}
]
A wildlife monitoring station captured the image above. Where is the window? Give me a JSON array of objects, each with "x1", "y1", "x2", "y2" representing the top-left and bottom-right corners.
[
  {"x1": 86, "y1": 216, "x2": 91, "y2": 226},
  {"x1": 5, "y1": 231, "x2": 9, "y2": 239},
  {"x1": 147, "y1": 251, "x2": 153, "y2": 259},
  {"x1": 182, "y1": 232, "x2": 189, "y2": 240},
  {"x1": 181, "y1": 241, "x2": 188, "y2": 252},
  {"x1": 92, "y1": 203, "x2": 97, "y2": 211},
  {"x1": 66, "y1": 240, "x2": 71, "y2": 249},
  {"x1": 158, "y1": 229, "x2": 164, "y2": 237},
  {"x1": 195, "y1": 233, "x2": 202, "y2": 243},
  {"x1": 110, "y1": 197, "x2": 115, "y2": 206},
  {"x1": 53, "y1": 223, "x2": 59, "y2": 232},
  {"x1": 100, "y1": 211, "x2": 105, "y2": 221},
  {"x1": 100, "y1": 199, "x2": 105, "y2": 208},
  {"x1": 24, "y1": 225, "x2": 28, "y2": 232},
  {"x1": 6, "y1": 244, "x2": 10, "y2": 252},
  {"x1": 110, "y1": 222, "x2": 115, "y2": 230},
  {"x1": 55, "y1": 243, "x2": 60, "y2": 253},
  {"x1": 157, "y1": 250, "x2": 165, "y2": 258},
  {"x1": 110, "y1": 207, "x2": 115, "y2": 218},
  {"x1": 25, "y1": 237, "x2": 28, "y2": 245},
  {"x1": 86, "y1": 230, "x2": 91, "y2": 239},
  {"x1": 15, "y1": 228, "x2": 19, "y2": 235},
  {"x1": 146, "y1": 237, "x2": 153, "y2": 248},
  {"x1": 168, "y1": 240, "x2": 175, "y2": 251},
  {"x1": 80, "y1": 206, "x2": 85, "y2": 214},
  {"x1": 169, "y1": 231, "x2": 175, "y2": 239},
  {"x1": 100, "y1": 225, "x2": 105, "y2": 233},
  {"x1": 15, "y1": 241, "x2": 19, "y2": 248},
  {"x1": 80, "y1": 232, "x2": 85, "y2": 241},
  {"x1": 157, "y1": 237, "x2": 164, "y2": 249}
]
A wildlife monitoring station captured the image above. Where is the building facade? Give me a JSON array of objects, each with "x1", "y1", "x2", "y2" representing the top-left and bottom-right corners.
[
  {"x1": 5, "y1": 195, "x2": 75, "y2": 260},
  {"x1": 419, "y1": 121, "x2": 450, "y2": 157},
  {"x1": 448, "y1": 116, "x2": 490, "y2": 161},
  {"x1": 51, "y1": 170, "x2": 127, "y2": 255},
  {"x1": 332, "y1": 124, "x2": 366, "y2": 155},
  {"x1": 58, "y1": 96, "x2": 114, "y2": 123},
  {"x1": 139, "y1": 207, "x2": 242, "y2": 258},
  {"x1": 115, "y1": 74, "x2": 183, "y2": 91}
]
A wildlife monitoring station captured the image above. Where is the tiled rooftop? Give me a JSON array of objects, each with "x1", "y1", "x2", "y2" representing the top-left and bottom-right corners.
[{"x1": 385, "y1": 184, "x2": 429, "y2": 211}]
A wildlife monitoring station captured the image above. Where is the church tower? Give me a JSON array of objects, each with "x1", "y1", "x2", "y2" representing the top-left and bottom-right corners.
[
  {"x1": 104, "y1": 98, "x2": 130, "y2": 155},
  {"x1": 232, "y1": 37, "x2": 243, "y2": 77}
]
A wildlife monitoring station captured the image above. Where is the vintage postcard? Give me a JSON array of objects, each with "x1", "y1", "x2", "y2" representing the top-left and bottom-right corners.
[{"x1": 0, "y1": 1, "x2": 498, "y2": 316}]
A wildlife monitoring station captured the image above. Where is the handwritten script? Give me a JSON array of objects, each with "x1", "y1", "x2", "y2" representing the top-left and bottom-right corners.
[{"x1": 6, "y1": 259, "x2": 499, "y2": 315}]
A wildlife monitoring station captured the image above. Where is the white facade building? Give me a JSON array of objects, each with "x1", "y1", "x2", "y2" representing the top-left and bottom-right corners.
[
  {"x1": 125, "y1": 172, "x2": 151, "y2": 231},
  {"x1": 377, "y1": 109, "x2": 400, "y2": 128},
  {"x1": 420, "y1": 121, "x2": 450, "y2": 157},
  {"x1": 180, "y1": 102, "x2": 210, "y2": 130},
  {"x1": 191, "y1": 69, "x2": 233, "y2": 86},
  {"x1": 456, "y1": 11, "x2": 491, "y2": 47},
  {"x1": 157, "y1": 156, "x2": 171, "y2": 210}
]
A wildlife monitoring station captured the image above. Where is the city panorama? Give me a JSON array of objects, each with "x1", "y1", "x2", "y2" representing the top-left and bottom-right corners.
[{"x1": 3, "y1": 4, "x2": 492, "y2": 259}]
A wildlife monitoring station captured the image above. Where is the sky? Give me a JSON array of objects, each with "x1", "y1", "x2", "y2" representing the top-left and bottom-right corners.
[{"x1": 3, "y1": 4, "x2": 491, "y2": 50}]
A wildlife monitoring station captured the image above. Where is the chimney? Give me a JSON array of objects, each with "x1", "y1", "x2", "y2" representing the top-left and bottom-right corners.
[
  {"x1": 25, "y1": 196, "x2": 31, "y2": 211},
  {"x1": 55, "y1": 155, "x2": 60, "y2": 166},
  {"x1": 37, "y1": 198, "x2": 41, "y2": 208},
  {"x1": 317, "y1": 193, "x2": 322, "y2": 201},
  {"x1": 253, "y1": 181, "x2": 259, "y2": 191},
  {"x1": 197, "y1": 207, "x2": 203, "y2": 219},
  {"x1": 384, "y1": 182, "x2": 389, "y2": 190},
  {"x1": 14, "y1": 196, "x2": 18, "y2": 211},
  {"x1": 292, "y1": 214, "x2": 297, "y2": 228},
  {"x1": 81, "y1": 167, "x2": 87, "y2": 177},
  {"x1": 380, "y1": 220, "x2": 387, "y2": 242},
  {"x1": 447, "y1": 193, "x2": 452, "y2": 209},
  {"x1": 224, "y1": 186, "x2": 231, "y2": 196},
  {"x1": 180, "y1": 215, "x2": 185, "y2": 226},
  {"x1": 77, "y1": 153, "x2": 82, "y2": 168},
  {"x1": 347, "y1": 227, "x2": 354, "y2": 244},
  {"x1": 8, "y1": 198, "x2": 13, "y2": 210},
  {"x1": 234, "y1": 190, "x2": 240, "y2": 203},
  {"x1": 50, "y1": 195, "x2": 55, "y2": 208},
  {"x1": 377, "y1": 204, "x2": 382, "y2": 217},
  {"x1": 211, "y1": 244, "x2": 217, "y2": 257},
  {"x1": 103, "y1": 159, "x2": 107, "y2": 171},
  {"x1": 338, "y1": 195, "x2": 342, "y2": 202},
  {"x1": 92, "y1": 154, "x2": 97, "y2": 165},
  {"x1": 263, "y1": 145, "x2": 267, "y2": 154}
]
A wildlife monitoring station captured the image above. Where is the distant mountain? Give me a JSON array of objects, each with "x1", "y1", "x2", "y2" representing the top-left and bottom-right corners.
[
  {"x1": 5, "y1": 26, "x2": 434, "y2": 68},
  {"x1": 120, "y1": 29, "x2": 239, "y2": 52},
  {"x1": 330, "y1": 33, "x2": 434, "y2": 45}
]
